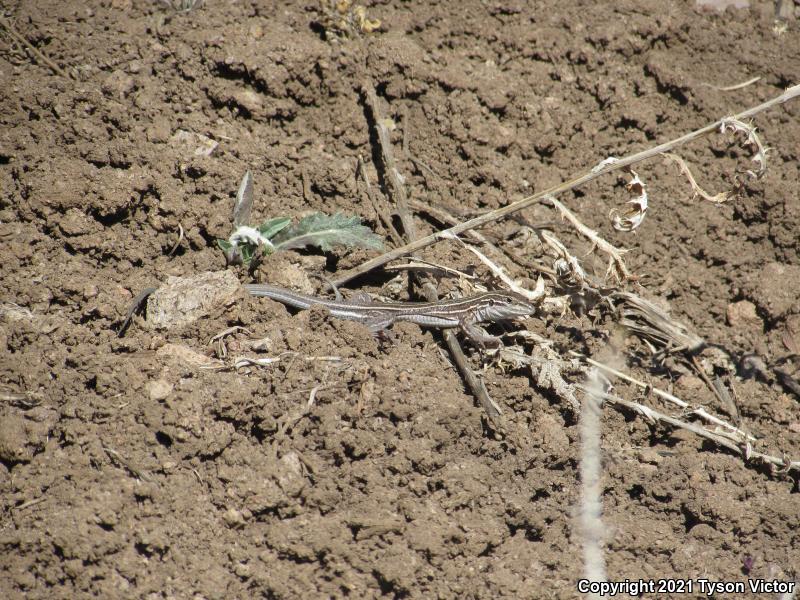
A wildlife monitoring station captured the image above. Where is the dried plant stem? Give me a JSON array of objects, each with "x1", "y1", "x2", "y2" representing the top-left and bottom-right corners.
[
  {"x1": 409, "y1": 199, "x2": 499, "y2": 252},
  {"x1": 546, "y1": 196, "x2": 631, "y2": 281},
  {"x1": 458, "y1": 241, "x2": 546, "y2": 302},
  {"x1": 663, "y1": 153, "x2": 732, "y2": 203},
  {"x1": 363, "y1": 84, "x2": 416, "y2": 240},
  {"x1": 409, "y1": 197, "x2": 556, "y2": 277},
  {"x1": 583, "y1": 387, "x2": 800, "y2": 474},
  {"x1": 570, "y1": 351, "x2": 755, "y2": 442},
  {"x1": 613, "y1": 290, "x2": 706, "y2": 353},
  {"x1": 333, "y1": 84, "x2": 800, "y2": 287},
  {"x1": 0, "y1": 15, "x2": 72, "y2": 79},
  {"x1": 103, "y1": 446, "x2": 151, "y2": 482},
  {"x1": 10, "y1": 496, "x2": 46, "y2": 513},
  {"x1": 540, "y1": 230, "x2": 589, "y2": 288},
  {"x1": 502, "y1": 345, "x2": 795, "y2": 475},
  {"x1": 363, "y1": 82, "x2": 505, "y2": 422},
  {"x1": 689, "y1": 354, "x2": 740, "y2": 425},
  {"x1": 384, "y1": 259, "x2": 477, "y2": 281},
  {"x1": 699, "y1": 76, "x2": 761, "y2": 92},
  {"x1": 233, "y1": 353, "x2": 342, "y2": 369},
  {"x1": 357, "y1": 155, "x2": 404, "y2": 247}
]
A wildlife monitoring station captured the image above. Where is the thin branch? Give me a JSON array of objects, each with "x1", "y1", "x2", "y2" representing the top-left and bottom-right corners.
[
  {"x1": 409, "y1": 197, "x2": 555, "y2": 277},
  {"x1": 699, "y1": 76, "x2": 761, "y2": 92},
  {"x1": 363, "y1": 84, "x2": 416, "y2": 240},
  {"x1": 569, "y1": 351, "x2": 756, "y2": 442},
  {"x1": 612, "y1": 291, "x2": 706, "y2": 354},
  {"x1": 584, "y1": 387, "x2": 800, "y2": 475},
  {"x1": 0, "y1": 15, "x2": 72, "y2": 79},
  {"x1": 10, "y1": 496, "x2": 46, "y2": 513},
  {"x1": 663, "y1": 153, "x2": 733, "y2": 203},
  {"x1": 502, "y1": 345, "x2": 795, "y2": 474},
  {"x1": 409, "y1": 198, "x2": 497, "y2": 246},
  {"x1": 541, "y1": 230, "x2": 589, "y2": 289},
  {"x1": 546, "y1": 196, "x2": 631, "y2": 281},
  {"x1": 384, "y1": 259, "x2": 477, "y2": 280},
  {"x1": 362, "y1": 81, "x2": 505, "y2": 425},
  {"x1": 357, "y1": 155, "x2": 404, "y2": 246},
  {"x1": 333, "y1": 84, "x2": 800, "y2": 287},
  {"x1": 458, "y1": 240, "x2": 546, "y2": 302}
]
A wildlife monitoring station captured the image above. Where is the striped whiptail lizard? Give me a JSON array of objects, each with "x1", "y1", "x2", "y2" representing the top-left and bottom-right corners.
[{"x1": 244, "y1": 283, "x2": 537, "y2": 346}]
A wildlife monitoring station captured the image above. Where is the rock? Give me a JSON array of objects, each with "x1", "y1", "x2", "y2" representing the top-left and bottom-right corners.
[
  {"x1": 232, "y1": 89, "x2": 263, "y2": 116},
  {"x1": 743, "y1": 262, "x2": 800, "y2": 321},
  {"x1": 726, "y1": 300, "x2": 762, "y2": 328},
  {"x1": 145, "y1": 270, "x2": 241, "y2": 330},
  {"x1": 155, "y1": 343, "x2": 224, "y2": 369},
  {"x1": 146, "y1": 378, "x2": 173, "y2": 401},
  {"x1": 101, "y1": 69, "x2": 135, "y2": 98},
  {"x1": 277, "y1": 452, "x2": 305, "y2": 497},
  {"x1": 0, "y1": 414, "x2": 30, "y2": 463},
  {"x1": 58, "y1": 208, "x2": 97, "y2": 237},
  {"x1": 223, "y1": 507, "x2": 246, "y2": 528},
  {"x1": 170, "y1": 129, "x2": 219, "y2": 157}
]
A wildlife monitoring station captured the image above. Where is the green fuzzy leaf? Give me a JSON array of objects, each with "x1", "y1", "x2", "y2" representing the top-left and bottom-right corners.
[
  {"x1": 271, "y1": 212, "x2": 383, "y2": 252},
  {"x1": 233, "y1": 170, "x2": 254, "y2": 228},
  {"x1": 217, "y1": 239, "x2": 233, "y2": 252},
  {"x1": 258, "y1": 217, "x2": 291, "y2": 240},
  {"x1": 240, "y1": 243, "x2": 255, "y2": 265}
]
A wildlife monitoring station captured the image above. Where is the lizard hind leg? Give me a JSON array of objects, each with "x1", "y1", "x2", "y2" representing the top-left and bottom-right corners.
[
  {"x1": 364, "y1": 314, "x2": 398, "y2": 345},
  {"x1": 364, "y1": 314, "x2": 395, "y2": 334}
]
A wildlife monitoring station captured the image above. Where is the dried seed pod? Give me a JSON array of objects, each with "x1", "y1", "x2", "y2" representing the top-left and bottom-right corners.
[{"x1": 610, "y1": 170, "x2": 648, "y2": 232}]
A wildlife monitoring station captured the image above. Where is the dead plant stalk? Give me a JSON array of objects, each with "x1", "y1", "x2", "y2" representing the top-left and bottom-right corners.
[{"x1": 333, "y1": 84, "x2": 800, "y2": 286}]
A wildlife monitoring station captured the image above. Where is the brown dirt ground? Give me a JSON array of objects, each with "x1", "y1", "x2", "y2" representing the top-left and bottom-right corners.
[{"x1": 1, "y1": 0, "x2": 800, "y2": 598}]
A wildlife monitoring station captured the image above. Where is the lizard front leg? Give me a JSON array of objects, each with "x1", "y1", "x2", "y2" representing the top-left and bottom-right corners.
[{"x1": 459, "y1": 314, "x2": 502, "y2": 348}]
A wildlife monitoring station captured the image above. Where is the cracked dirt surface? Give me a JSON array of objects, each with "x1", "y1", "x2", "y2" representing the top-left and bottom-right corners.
[{"x1": 1, "y1": 0, "x2": 799, "y2": 597}]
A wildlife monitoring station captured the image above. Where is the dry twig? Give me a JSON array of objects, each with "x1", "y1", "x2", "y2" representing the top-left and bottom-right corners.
[
  {"x1": 698, "y1": 76, "x2": 761, "y2": 92},
  {"x1": 362, "y1": 81, "x2": 506, "y2": 423},
  {"x1": 584, "y1": 387, "x2": 800, "y2": 475},
  {"x1": 569, "y1": 352, "x2": 755, "y2": 442},
  {"x1": 332, "y1": 84, "x2": 800, "y2": 287},
  {"x1": 663, "y1": 153, "x2": 734, "y2": 203},
  {"x1": 103, "y1": 447, "x2": 151, "y2": 482},
  {"x1": 384, "y1": 259, "x2": 477, "y2": 281},
  {"x1": 546, "y1": 196, "x2": 631, "y2": 281},
  {"x1": 613, "y1": 291, "x2": 705, "y2": 354},
  {"x1": 409, "y1": 197, "x2": 556, "y2": 278},
  {"x1": 357, "y1": 155, "x2": 404, "y2": 247},
  {"x1": 541, "y1": 230, "x2": 589, "y2": 290},
  {"x1": 502, "y1": 345, "x2": 799, "y2": 475},
  {"x1": 0, "y1": 15, "x2": 72, "y2": 79},
  {"x1": 457, "y1": 240, "x2": 546, "y2": 302},
  {"x1": 233, "y1": 353, "x2": 342, "y2": 370},
  {"x1": 664, "y1": 117, "x2": 768, "y2": 203}
]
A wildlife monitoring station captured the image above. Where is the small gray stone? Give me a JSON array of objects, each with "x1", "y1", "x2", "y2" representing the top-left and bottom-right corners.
[{"x1": 145, "y1": 270, "x2": 241, "y2": 330}]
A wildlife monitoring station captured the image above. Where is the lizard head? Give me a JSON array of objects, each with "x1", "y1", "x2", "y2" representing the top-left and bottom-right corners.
[{"x1": 475, "y1": 292, "x2": 538, "y2": 322}]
